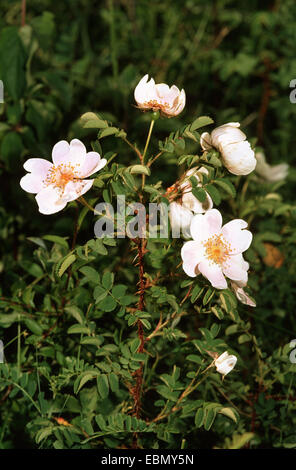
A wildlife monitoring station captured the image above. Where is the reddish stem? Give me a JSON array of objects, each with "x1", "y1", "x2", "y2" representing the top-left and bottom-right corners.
[
  {"x1": 131, "y1": 237, "x2": 147, "y2": 448},
  {"x1": 21, "y1": 0, "x2": 26, "y2": 26}
]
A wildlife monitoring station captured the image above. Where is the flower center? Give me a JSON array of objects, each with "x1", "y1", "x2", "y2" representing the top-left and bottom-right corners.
[
  {"x1": 43, "y1": 163, "x2": 80, "y2": 192},
  {"x1": 144, "y1": 100, "x2": 170, "y2": 112},
  {"x1": 203, "y1": 234, "x2": 233, "y2": 265}
]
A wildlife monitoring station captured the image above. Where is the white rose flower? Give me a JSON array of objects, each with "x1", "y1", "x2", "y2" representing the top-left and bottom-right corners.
[
  {"x1": 200, "y1": 122, "x2": 256, "y2": 175},
  {"x1": 214, "y1": 351, "x2": 237, "y2": 376},
  {"x1": 255, "y1": 151, "x2": 289, "y2": 182},
  {"x1": 134, "y1": 74, "x2": 186, "y2": 117},
  {"x1": 181, "y1": 209, "x2": 252, "y2": 289},
  {"x1": 20, "y1": 139, "x2": 107, "y2": 215}
]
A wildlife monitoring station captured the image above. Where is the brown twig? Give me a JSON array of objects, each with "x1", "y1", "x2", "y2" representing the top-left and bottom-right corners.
[{"x1": 21, "y1": 0, "x2": 26, "y2": 26}]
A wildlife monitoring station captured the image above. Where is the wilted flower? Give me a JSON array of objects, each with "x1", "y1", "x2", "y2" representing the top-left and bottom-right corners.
[
  {"x1": 214, "y1": 351, "x2": 237, "y2": 376},
  {"x1": 200, "y1": 122, "x2": 256, "y2": 175},
  {"x1": 255, "y1": 151, "x2": 289, "y2": 182},
  {"x1": 134, "y1": 74, "x2": 186, "y2": 117},
  {"x1": 181, "y1": 209, "x2": 252, "y2": 289},
  {"x1": 230, "y1": 281, "x2": 256, "y2": 307},
  {"x1": 169, "y1": 202, "x2": 194, "y2": 239},
  {"x1": 20, "y1": 139, "x2": 107, "y2": 215},
  {"x1": 169, "y1": 167, "x2": 213, "y2": 238}
]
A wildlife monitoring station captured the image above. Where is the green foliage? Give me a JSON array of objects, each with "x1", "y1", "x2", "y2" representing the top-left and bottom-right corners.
[{"x1": 0, "y1": 0, "x2": 296, "y2": 451}]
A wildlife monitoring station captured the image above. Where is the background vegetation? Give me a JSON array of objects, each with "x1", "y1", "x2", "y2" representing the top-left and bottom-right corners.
[{"x1": 0, "y1": 0, "x2": 296, "y2": 449}]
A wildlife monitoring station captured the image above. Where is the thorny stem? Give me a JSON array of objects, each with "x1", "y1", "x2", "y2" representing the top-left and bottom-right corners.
[
  {"x1": 130, "y1": 119, "x2": 157, "y2": 448},
  {"x1": 132, "y1": 237, "x2": 147, "y2": 448},
  {"x1": 17, "y1": 315, "x2": 21, "y2": 377}
]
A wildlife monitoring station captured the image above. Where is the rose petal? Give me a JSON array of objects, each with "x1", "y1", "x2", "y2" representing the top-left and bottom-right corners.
[
  {"x1": 221, "y1": 219, "x2": 252, "y2": 254},
  {"x1": 68, "y1": 139, "x2": 87, "y2": 167},
  {"x1": 211, "y1": 122, "x2": 245, "y2": 148},
  {"x1": 134, "y1": 74, "x2": 156, "y2": 107},
  {"x1": 20, "y1": 174, "x2": 45, "y2": 194},
  {"x1": 222, "y1": 253, "x2": 248, "y2": 284},
  {"x1": 78, "y1": 152, "x2": 106, "y2": 178},
  {"x1": 52, "y1": 141, "x2": 70, "y2": 166},
  {"x1": 35, "y1": 186, "x2": 67, "y2": 215},
  {"x1": 190, "y1": 209, "x2": 222, "y2": 242},
  {"x1": 198, "y1": 259, "x2": 228, "y2": 289},
  {"x1": 21, "y1": 158, "x2": 53, "y2": 194},
  {"x1": 181, "y1": 240, "x2": 205, "y2": 276},
  {"x1": 23, "y1": 158, "x2": 53, "y2": 175},
  {"x1": 221, "y1": 141, "x2": 256, "y2": 175},
  {"x1": 61, "y1": 179, "x2": 94, "y2": 202},
  {"x1": 200, "y1": 132, "x2": 212, "y2": 151}
]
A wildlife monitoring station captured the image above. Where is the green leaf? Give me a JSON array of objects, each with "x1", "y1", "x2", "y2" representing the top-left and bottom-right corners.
[
  {"x1": 108, "y1": 373, "x2": 119, "y2": 393},
  {"x1": 130, "y1": 338, "x2": 141, "y2": 354},
  {"x1": 97, "y1": 295, "x2": 117, "y2": 312},
  {"x1": 65, "y1": 306, "x2": 85, "y2": 325},
  {"x1": 218, "y1": 407, "x2": 238, "y2": 423},
  {"x1": 203, "y1": 287, "x2": 215, "y2": 305},
  {"x1": 84, "y1": 119, "x2": 108, "y2": 129},
  {"x1": 99, "y1": 127, "x2": 119, "y2": 138},
  {"x1": 57, "y1": 253, "x2": 76, "y2": 277},
  {"x1": 204, "y1": 184, "x2": 221, "y2": 205},
  {"x1": 102, "y1": 272, "x2": 114, "y2": 290},
  {"x1": 36, "y1": 427, "x2": 54, "y2": 444},
  {"x1": 94, "y1": 286, "x2": 108, "y2": 303},
  {"x1": 214, "y1": 178, "x2": 236, "y2": 198},
  {"x1": 80, "y1": 112, "x2": 102, "y2": 125},
  {"x1": 43, "y1": 235, "x2": 69, "y2": 249},
  {"x1": 79, "y1": 266, "x2": 100, "y2": 283},
  {"x1": 97, "y1": 374, "x2": 109, "y2": 399},
  {"x1": 190, "y1": 116, "x2": 214, "y2": 131},
  {"x1": 0, "y1": 27, "x2": 26, "y2": 100},
  {"x1": 195, "y1": 408, "x2": 205, "y2": 428},
  {"x1": 192, "y1": 187, "x2": 207, "y2": 203},
  {"x1": 75, "y1": 373, "x2": 97, "y2": 394},
  {"x1": 191, "y1": 284, "x2": 204, "y2": 303},
  {"x1": 67, "y1": 325, "x2": 90, "y2": 335},
  {"x1": 238, "y1": 333, "x2": 251, "y2": 344},
  {"x1": 228, "y1": 433, "x2": 254, "y2": 449},
  {"x1": 186, "y1": 354, "x2": 202, "y2": 364},
  {"x1": 24, "y1": 318, "x2": 43, "y2": 335},
  {"x1": 80, "y1": 337, "x2": 103, "y2": 347},
  {"x1": 204, "y1": 408, "x2": 216, "y2": 430},
  {"x1": 140, "y1": 319, "x2": 151, "y2": 330},
  {"x1": 112, "y1": 285, "x2": 128, "y2": 299},
  {"x1": 129, "y1": 165, "x2": 151, "y2": 176}
]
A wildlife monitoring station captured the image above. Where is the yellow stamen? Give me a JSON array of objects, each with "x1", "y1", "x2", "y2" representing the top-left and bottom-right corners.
[
  {"x1": 203, "y1": 234, "x2": 233, "y2": 265},
  {"x1": 144, "y1": 100, "x2": 170, "y2": 113},
  {"x1": 43, "y1": 162, "x2": 82, "y2": 194}
]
